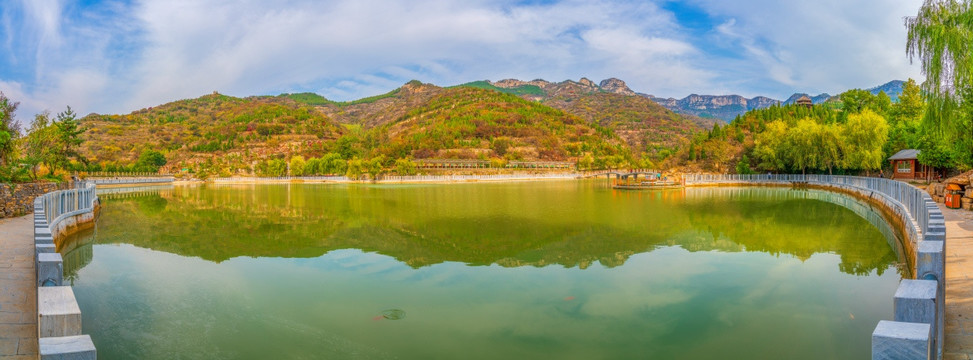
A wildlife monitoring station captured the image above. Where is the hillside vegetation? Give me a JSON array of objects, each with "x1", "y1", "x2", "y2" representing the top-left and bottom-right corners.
[
  {"x1": 677, "y1": 79, "x2": 925, "y2": 175},
  {"x1": 73, "y1": 81, "x2": 675, "y2": 178},
  {"x1": 80, "y1": 92, "x2": 343, "y2": 175}
]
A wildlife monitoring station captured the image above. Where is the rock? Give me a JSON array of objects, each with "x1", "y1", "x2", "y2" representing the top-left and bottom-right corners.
[
  {"x1": 966, "y1": 188, "x2": 973, "y2": 198},
  {"x1": 935, "y1": 195, "x2": 944, "y2": 203},
  {"x1": 935, "y1": 183, "x2": 945, "y2": 196},
  {"x1": 598, "y1": 78, "x2": 636, "y2": 96},
  {"x1": 945, "y1": 169, "x2": 973, "y2": 185},
  {"x1": 578, "y1": 77, "x2": 597, "y2": 88}
]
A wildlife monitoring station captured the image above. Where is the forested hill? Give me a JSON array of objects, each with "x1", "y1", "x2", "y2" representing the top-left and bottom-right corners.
[
  {"x1": 79, "y1": 79, "x2": 700, "y2": 176},
  {"x1": 80, "y1": 93, "x2": 344, "y2": 174}
]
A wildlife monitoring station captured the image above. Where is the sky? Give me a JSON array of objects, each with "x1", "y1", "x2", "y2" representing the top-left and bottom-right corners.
[{"x1": 0, "y1": 0, "x2": 924, "y2": 123}]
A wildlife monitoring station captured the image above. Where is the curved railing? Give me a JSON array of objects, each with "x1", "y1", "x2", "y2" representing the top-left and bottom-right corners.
[
  {"x1": 33, "y1": 181, "x2": 99, "y2": 358},
  {"x1": 684, "y1": 174, "x2": 945, "y2": 360},
  {"x1": 40, "y1": 182, "x2": 98, "y2": 228}
]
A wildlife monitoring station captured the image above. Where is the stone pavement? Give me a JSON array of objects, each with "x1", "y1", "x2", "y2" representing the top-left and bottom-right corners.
[
  {"x1": 941, "y1": 203, "x2": 973, "y2": 360},
  {"x1": 0, "y1": 214, "x2": 37, "y2": 359}
]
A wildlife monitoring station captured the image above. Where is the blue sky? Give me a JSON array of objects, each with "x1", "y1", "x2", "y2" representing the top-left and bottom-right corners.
[{"x1": 0, "y1": 0, "x2": 923, "y2": 123}]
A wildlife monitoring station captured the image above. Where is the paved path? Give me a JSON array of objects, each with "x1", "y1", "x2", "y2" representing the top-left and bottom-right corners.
[
  {"x1": 0, "y1": 214, "x2": 36, "y2": 359},
  {"x1": 941, "y1": 203, "x2": 973, "y2": 360}
]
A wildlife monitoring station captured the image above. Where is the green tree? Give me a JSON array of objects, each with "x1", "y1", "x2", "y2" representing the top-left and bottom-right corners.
[
  {"x1": 45, "y1": 107, "x2": 85, "y2": 173},
  {"x1": 735, "y1": 154, "x2": 754, "y2": 174},
  {"x1": 783, "y1": 118, "x2": 822, "y2": 174},
  {"x1": 886, "y1": 79, "x2": 926, "y2": 161},
  {"x1": 840, "y1": 89, "x2": 880, "y2": 115},
  {"x1": 918, "y1": 132, "x2": 954, "y2": 178},
  {"x1": 0, "y1": 93, "x2": 20, "y2": 168},
  {"x1": 491, "y1": 137, "x2": 511, "y2": 157},
  {"x1": 906, "y1": 0, "x2": 973, "y2": 151},
  {"x1": 394, "y1": 158, "x2": 418, "y2": 175},
  {"x1": 366, "y1": 155, "x2": 387, "y2": 179},
  {"x1": 753, "y1": 120, "x2": 788, "y2": 171},
  {"x1": 22, "y1": 112, "x2": 56, "y2": 180},
  {"x1": 320, "y1": 152, "x2": 346, "y2": 175},
  {"x1": 135, "y1": 149, "x2": 167, "y2": 172},
  {"x1": 842, "y1": 110, "x2": 890, "y2": 172},
  {"x1": 576, "y1": 153, "x2": 594, "y2": 170},
  {"x1": 260, "y1": 159, "x2": 287, "y2": 177},
  {"x1": 894, "y1": 79, "x2": 926, "y2": 121},
  {"x1": 818, "y1": 123, "x2": 845, "y2": 174},
  {"x1": 289, "y1": 156, "x2": 306, "y2": 176},
  {"x1": 907, "y1": 0, "x2": 973, "y2": 108},
  {"x1": 346, "y1": 158, "x2": 364, "y2": 179},
  {"x1": 304, "y1": 158, "x2": 322, "y2": 175}
]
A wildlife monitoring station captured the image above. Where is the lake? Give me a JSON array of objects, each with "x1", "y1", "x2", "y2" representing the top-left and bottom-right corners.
[{"x1": 61, "y1": 181, "x2": 905, "y2": 359}]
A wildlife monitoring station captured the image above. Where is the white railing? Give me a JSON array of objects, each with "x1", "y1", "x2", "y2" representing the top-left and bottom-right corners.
[
  {"x1": 684, "y1": 173, "x2": 946, "y2": 359},
  {"x1": 38, "y1": 182, "x2": 98, "y2": 227},
  {"x1": 81, "y1": 172, "x2": 173, "y2": 177},
  {"x1": 33, "y1": 181, "x2": 99, "y2": 357},
  {"x1": 87, "y1": 177, "x2": 175, "y2": 185}
]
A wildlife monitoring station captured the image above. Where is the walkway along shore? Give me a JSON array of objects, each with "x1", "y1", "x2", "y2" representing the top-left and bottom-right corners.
[
  {"x1": 0, "y1": 214, "x2": 37, "y2": 359},
  {"x1": 941, "y1": 202, "x2": 973, "y2": 359}
]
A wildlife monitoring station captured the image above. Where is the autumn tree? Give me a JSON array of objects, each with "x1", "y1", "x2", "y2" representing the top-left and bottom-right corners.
[
  {"x1": 289, "y1": 156, "x2": 306, "y2": 176},
  {"x1": 394, "y1": 158, "x2": 418, "y2": 175},
  {"x1": 842, "y1": 110, "x2": 889, "y2": 173},
  {"x1": 783, "y1": 119, "x2": 822, "y2": 174},
  {"x1": 753, "y1": 120, "x2": 788, "y2": 171}
]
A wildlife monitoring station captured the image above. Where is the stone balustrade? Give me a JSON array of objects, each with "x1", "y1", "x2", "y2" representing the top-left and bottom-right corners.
[{"x1": 33, "y1": 183, "x2": 98, "y2": 359}]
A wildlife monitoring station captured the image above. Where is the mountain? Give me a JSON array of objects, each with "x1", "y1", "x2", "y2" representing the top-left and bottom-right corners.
[
  {"x1": 310, "y1": 80, "x2": 445, "y2": 128},
  {"x1": 459, "y1": 77, "x2": 705, "y2": 153},
  {"x1": 80, "y1": 92, "x2": 344, "y2": 174},
  {"x1": 646, "y1": 94, "x2": 780, "y2": 122},
  {"x1": 867, "y1": 80, "x2": 905, "y2": 101},
  {"x1": 362, "y1": 86, "x2": 627, "y2": 161},
  {"x1": 80, "y1": 79, "x2": 688, "y2": 174},
  {"x1": 647, "y1": 80, "x2": 906, "y2": 121}
]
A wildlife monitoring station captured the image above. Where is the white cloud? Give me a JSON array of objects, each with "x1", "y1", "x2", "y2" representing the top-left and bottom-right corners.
[
  {"x1": 689, "y1": 0, "x2": 924, "y2": 97},
  {"x1": 0, "y1": 0, "x2": 927, "y2": 123}
]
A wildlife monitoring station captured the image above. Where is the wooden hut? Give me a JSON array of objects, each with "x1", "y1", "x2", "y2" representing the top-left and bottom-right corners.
[{"x1": 888, "y1": 149, "x2": 932, "y2": 180}]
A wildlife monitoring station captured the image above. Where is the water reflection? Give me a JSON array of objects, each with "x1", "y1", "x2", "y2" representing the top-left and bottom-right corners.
[
  {"x1": 62, "y1": 182, "x2": 904, "y2": 360},
  {"x1": 63, "y1": 183, "x2": 904, "y2": 278}
]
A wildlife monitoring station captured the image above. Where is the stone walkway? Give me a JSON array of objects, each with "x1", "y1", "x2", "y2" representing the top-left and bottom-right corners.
[
  {"x1": 0, "y1": 214, "x2": 36, "y2": 359},
  {"x1": 941, "y1": 203, "x2": 973, "y2": 360}
]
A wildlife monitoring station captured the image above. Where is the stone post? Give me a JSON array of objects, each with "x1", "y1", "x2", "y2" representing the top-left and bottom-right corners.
[
  {"x1": 894, "y1": 279, "x2": 939, "y2": 360},
  {"x1": 37, "y1": 252, "x2": 63, "y2": 287},
  {"x1": 39, "y1": 335, "x2": 96, "y2": 360},
  {"x1": 873, "y1": 320, "x2": 932, "y2": 360}
]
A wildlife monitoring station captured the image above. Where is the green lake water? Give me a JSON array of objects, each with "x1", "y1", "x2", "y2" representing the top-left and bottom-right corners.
[{"x1": 61, "y1": 181, "x2": 905, "y2": 359}]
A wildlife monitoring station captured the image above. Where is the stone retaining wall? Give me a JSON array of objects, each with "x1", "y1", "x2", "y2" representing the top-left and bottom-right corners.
[{"x1": 0, "y1": 182, "x2": 72, "y2": 218}]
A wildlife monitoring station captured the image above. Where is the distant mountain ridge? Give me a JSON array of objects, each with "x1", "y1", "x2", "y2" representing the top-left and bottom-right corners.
[
  {"x1": 495, "y1": 78, "x2": 904, "y2": 122},
  {"x1": 867, "y1": 80, "x2": 905, "y2": 101}
]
